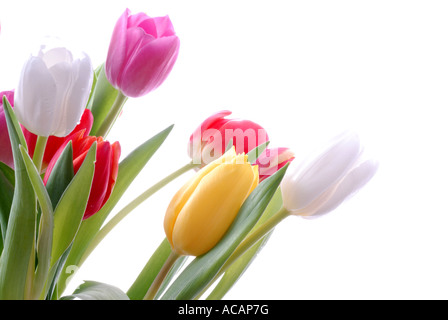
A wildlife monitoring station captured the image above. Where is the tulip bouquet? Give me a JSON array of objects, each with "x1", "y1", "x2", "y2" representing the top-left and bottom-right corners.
[{"x1": 0, "y1": 8, "x2": 378, "y2": 300}]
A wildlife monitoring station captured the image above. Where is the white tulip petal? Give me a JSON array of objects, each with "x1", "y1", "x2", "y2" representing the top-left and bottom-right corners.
[
  {"x1": 281, "y1": 131, "x2": 362, "y2": 213},
  {"x1": 48, "y1": 61, "x2": 74, "y2": 136},
  {"x1": 53, "y1": 55, "x2": 93, "y2": 137},
  {"x1": 41, "y1": 46, "x2": 74, "y2": 68},
  {"x1": 15, "y1": 56, "x2": 57, "y2": 137},
  {"x1": 309, "y1": 158, "x2": 379, "y2": 218}
]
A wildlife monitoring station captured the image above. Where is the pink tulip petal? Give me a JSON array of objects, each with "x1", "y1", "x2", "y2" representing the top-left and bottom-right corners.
[
  {"x1": 188, "y1": 111, "x2": 232, "y2": 160},
  {"x1": 153, "y1": 16, "x2": 176, "y2": 37},
  {"x1": 106, "y1": 9, "x2": 131, "y2": 88},
  {"x1": 119, "y1": 35, "x2": 179, "y2": 97},
  {"x1": 257, "y1": 147, "x2": 295, "y2": 181},
  {"x1": 218, "y1": 119, "x2": 269, "y2": 155},
  {"x1": 130, "y1": 13, "x2": 157, "y2": 37},
  {"x1": 0, "y1": 91, "x2": 14, "y2": 168}
]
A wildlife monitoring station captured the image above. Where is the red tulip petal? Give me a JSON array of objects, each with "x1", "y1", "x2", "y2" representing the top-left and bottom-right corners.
[
  {"x1": 83, "y1": 141, "x2": 112, "y2": 219},
  {"x1": 102, "y1": 141, "x2": 121, "y2": 206}
]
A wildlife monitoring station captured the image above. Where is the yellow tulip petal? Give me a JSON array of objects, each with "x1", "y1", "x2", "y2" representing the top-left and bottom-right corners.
[
  {"x1": 171, "y1": 162, "x2": 257, "y2": 256},
  {"x1": 249, "y1": 165, "x2": 260, "y2": 195},
  {"x1": 164, "y1": 147, "x2": 237, "y2": 246}
]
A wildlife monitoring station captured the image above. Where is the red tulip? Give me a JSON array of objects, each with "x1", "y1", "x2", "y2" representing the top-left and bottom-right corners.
[
  {"x1": 23, "y1": 108, "x2": 94, "y2": 171},
  {"x1": 255, "y1": 147, "x2": 295, "y2": 181},
  {"x1": 105, "y1": 9, "x2": 180, "y2": 98},
  {"x1": 44, "y1": 131, "x2": 121, "y2": 219},
  {"x1": 188, "y1": 110, "x2": 269, "y2": 167}
]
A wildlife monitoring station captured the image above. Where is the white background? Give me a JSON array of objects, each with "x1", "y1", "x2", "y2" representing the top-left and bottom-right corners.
[{"x1": 1, "y1": 0, "x2": 448, "y2": 300}]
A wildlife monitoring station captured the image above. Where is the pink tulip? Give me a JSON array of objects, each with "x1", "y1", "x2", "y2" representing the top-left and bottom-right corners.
[
  {"x1": 255, "y1": 147, "x2": 295, "y2": 182},
  {"x1": 105, "y1": 9, "x2": 180, "y2": 98},
  {"x1": 188, "y1": 110, "x2": 269, "y2": 167},
  {"x1": 0, "y1": 90, "x2": 14, "y2": 168}
]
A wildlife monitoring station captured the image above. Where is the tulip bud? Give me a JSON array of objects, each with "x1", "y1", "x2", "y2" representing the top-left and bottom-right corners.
[
  {"x1": 164, "y1": 147, "x2": 259, "y2": 256},
  {"x1": 44, "y1": 131, "x2": 121, "y2": 219},
  {"x1": 255, "y1": 147, "x2": 295, "y2": 182},
  {"x1": 188, "y1": 110, "x2": 269, "y2": 168},
  {"x1": 281, "y1": 132, "x2": 378, "y2": 218},
  {"x1": 14, "y1": 39, "x2": 93, "y2": 137},
  {"x1": 0, "y1": 90, "x2": 14, "y2": 168},
  {"x1": 105, "y1": 9, "x2": 180, "y2": 98}
]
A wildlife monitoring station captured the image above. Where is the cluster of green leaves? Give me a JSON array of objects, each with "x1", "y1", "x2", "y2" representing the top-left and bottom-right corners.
[
  {"x1": 0, "y1": 67, "x2": 289, "y2": 300},
  {"x1": 0, "y1": 71, "x2": 175, "y2": 299}
]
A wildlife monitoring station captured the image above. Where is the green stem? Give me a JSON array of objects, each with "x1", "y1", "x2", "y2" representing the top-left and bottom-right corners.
[
  {"x1": 32, "y1": 136, "x2": 48, "y2": 174},
  {"x1": 196, "y1": 206, "x2": 291, "y2": 299},
  {"x1": 78, "y1": 161, "x2": 198, "y2": 267},
  {"x1": 95, "y1": 91, "x2": 128, "y2": 138},
  {"x1": 143, "y1": 251, "x2": 180, "y2": 300}
]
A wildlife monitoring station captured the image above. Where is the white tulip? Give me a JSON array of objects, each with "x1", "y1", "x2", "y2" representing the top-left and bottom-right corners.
[
  {"x1": 14, "y1": 40, "x2": 93, "y2": 137},
  {"x1": 281, "y1": 131, "x2": 378, "y2": 217}
]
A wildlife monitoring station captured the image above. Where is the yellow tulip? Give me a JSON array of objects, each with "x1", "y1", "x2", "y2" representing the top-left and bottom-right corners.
[{"x1": 164, "y1": 147, "x2": 259, "y2": 256}]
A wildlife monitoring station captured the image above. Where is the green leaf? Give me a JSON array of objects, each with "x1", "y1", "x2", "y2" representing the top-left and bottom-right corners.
[
  {"x1": 0, "y1": 96, "x2": 36, "y2": 300},
  {"x1": 0, "y1": 162, "x2": 15, "y2": 253},
  {"x1": 126, "y1": 238, "x2": 172, "y2": 300},
  {"x1": 247, "y1": 141, "x2": 270, "y2": 164},
  {"x1": 19, "y1": 145, "x2": 55, "y2": 299},
  {"x1": 50, "y1": 142, "x2": 96, "y2": 268},
  {"x1": 45, "y1": 243, "x2": 73, "y2": 300},
  {"x1": 57, "y1": 125, "x2": 174, "y2": 297},
  {"x1": 45, "y1": 142, "x2": 74, "y2": 209},
  {"x1": 60, "y1": 281, "x2": 129, "y2": 300},
  {"x1": 206, "y1": 188, "x2": 284, "y2": 300},
  {"x1": 88, "y1": 64, "x2": 121, "y2": 136},
  {"x1": 160, "y1": 164, "x2": 289, "y2": 300},
  {"x1": 155, "y1": 254, "x2": 188, "y2": 300},
  {"x1": 209, "y1": 233, "x2": 273, "y2": 300}
]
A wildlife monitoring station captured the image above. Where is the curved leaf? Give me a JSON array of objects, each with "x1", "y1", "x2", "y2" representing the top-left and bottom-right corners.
[
  {"x1": 0, "y1": 96, "x2": 36, "y2": 299},
  {"x1": 247, "y1": 141, "x2": 270, "y2": 164},
  {"x1": 50, "y1": 143, "x2": 96, "y2": 268},
  {"x1": 61, "y1": 281, "x2": 129, "y2": 300},
  {"x1": 45, "y1": 142, "x2": 74, "y2": 209},
  {"x1": 19, "y1": 145, "x2": 54, "y2": 299},
  {"x1": 0, "y1": 162, "x2": 15, "y2": 253}
]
